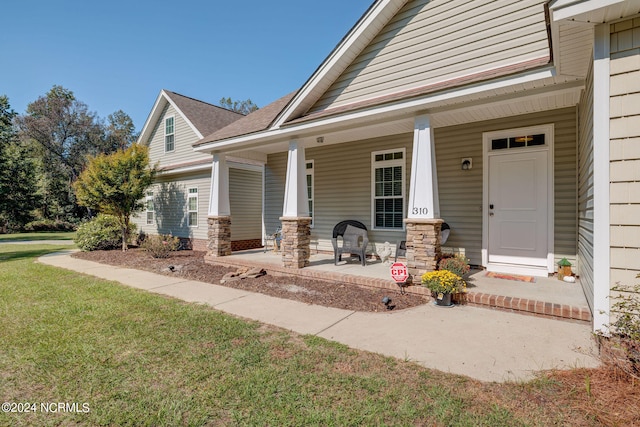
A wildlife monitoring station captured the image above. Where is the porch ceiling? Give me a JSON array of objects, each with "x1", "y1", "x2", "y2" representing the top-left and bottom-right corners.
[{"x1": 225, "y1": 74, "x2": 584, "y2": 157}]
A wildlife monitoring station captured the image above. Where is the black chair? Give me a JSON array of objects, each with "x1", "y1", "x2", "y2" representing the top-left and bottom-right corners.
[{"x1": 331, "y1": 220, "x2": 369, "y2": 266}]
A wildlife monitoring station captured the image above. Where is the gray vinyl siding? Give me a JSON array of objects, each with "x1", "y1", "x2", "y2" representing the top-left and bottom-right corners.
[
  {"x1": 131, "y1": 168, "x2": 263, "y2": 244},
  {"x1": 436, "y1": 108, "x2": 578, "y2": 267},
  {"x1": 311, "y1": 0, "x2": 550, "y2": 113},
  {"x1": 131, "y1": 172, "x2": 211, "y2": 241},
  {"x1": 229, "y1": 168, "x2": 263, "y2": 241},
  {"x1": 609, "y1": 18, "x2": 640, "y2": 290},
  {"x1": 146, "y1": 103, "x2": 211, "y2": 168},
  {"x1": 264, "y1": 152, "x2": 287, "y2": 237},
  {"x1": 578, "y1": 59, "x2": 594, "y2": 311},
  {"x1": 265, "y1": 135, "x2": 414, "y2": 255}
]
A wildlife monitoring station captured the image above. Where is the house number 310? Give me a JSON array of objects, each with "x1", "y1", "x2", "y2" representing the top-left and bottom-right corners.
[{"x1": 412, "y1": 207, "x2": 429, "y2": 215}]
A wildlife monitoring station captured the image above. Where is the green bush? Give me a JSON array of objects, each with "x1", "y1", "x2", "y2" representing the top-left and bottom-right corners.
[
  {"x1": 438, "y1": 254, "x2": 470, "y2": 277},
  {"x1": 24, "y1": 219, "x2": 77, "y2": 232},
  {"x1": 601, "y1": 277, "x2": 640, "y2": 379},
  {"x1": 141, "y1": 234, "x2": 180, "y2": 258},
  {"x1": 74, "y1": 214, "x2": 135, "y2": 251}
]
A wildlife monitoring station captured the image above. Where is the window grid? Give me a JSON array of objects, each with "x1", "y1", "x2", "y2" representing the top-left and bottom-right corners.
[
  {"x1": 188, "y1": 187, "x2": 198, "y2": 227},
  {"x1": 165, "y1": 117, "x2": 175, "y2": 152},
  {"x1": 146, "y1": 191, "x2": 154, "y2": 225},
  {"x1": 306, "y1": 161, "x2": 314, "y2": 227},
  {"x1": 372, "y1": 149, "x2": 405, "y2": 230}
]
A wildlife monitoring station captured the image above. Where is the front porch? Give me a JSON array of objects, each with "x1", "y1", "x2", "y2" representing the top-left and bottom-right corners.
[{"x1": 205, "y1": 249, "x2": 592, "y2": 323}]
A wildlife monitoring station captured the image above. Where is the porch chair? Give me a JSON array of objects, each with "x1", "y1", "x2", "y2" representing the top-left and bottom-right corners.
[
  {"x1": 331, "y1": 220, "x2": 369, "y2": 266},
  {"x1": 263, "y1": 226, "x2": 281, "y2": 253}
]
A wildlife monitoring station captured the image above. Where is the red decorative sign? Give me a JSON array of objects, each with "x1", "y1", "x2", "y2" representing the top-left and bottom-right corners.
[{"x1": 390, "y1": 262, "x2": 409, "y2": 283}]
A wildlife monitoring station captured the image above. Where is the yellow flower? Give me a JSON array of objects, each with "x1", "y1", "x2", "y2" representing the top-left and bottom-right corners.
[{"x1": 421, "y1": 270, "x2": 465, "y2": 294}]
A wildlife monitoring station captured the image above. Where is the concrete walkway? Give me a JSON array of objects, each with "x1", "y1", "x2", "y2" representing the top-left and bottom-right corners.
[{"x1": 38, "y1": 251, "x2": 600, "y2": 383}]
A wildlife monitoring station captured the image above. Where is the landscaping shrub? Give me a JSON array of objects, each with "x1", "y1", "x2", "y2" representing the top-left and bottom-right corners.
[
  {"x1": 438, "y1": 254, "x2": 470, "y2": 277},
  {"x1": 141, "y1": 234, "x2": 180, "y2": 258},
  {"x1": 23, "y1": 219, "x2": 77, "y2": 232},
  {"x1": 75, "y1": 214, "x2": 135, "y2": 251},
  {"x1": 599, "y1": 276, "x2": 640, "y2": 379}
]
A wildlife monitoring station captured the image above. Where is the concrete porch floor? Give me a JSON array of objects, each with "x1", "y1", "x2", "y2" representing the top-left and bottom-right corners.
[{"x1": 207, "y1": 249, "x2": 592, "y2": 323}]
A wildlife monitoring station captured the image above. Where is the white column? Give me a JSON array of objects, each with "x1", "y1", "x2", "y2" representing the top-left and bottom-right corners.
[
  {"x1": 282, "y1": 140, "x2": 309, "y2": 218},
  {"x1": 592, "y1": 23, "x2": 611, "y2": 334},
  {"x1": 208, "y1": 153, "x2": 230, "y2": 216},
  {"x1": 408, "y1": 114, "x2": 440, "y2": 219}
]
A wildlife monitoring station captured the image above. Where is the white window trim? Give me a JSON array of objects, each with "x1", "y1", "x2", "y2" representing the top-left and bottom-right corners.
[
  {"x1": 146, "y1": 191, "x2": 154, "y2": 225},
  {"x1": 164, "y1": 115, "x2": 175, "y2": 153},
  {"x1": 371, "y1": 148, "x2": 406, "y2": 231},
  {"x1": 306, "y1": 160, "x2": 314, "y2": 228},
  {"x1": 187, "y1": 187, "x2": 198, "y2": 228}
]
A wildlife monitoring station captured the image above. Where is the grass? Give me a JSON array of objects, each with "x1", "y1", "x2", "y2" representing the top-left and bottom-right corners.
[
  {"x1": 0, "y1": 231, "x2": 76, "y2": 242},
  {"x1": 0, "y1": 244, "x2": 637, "y2": 426}
]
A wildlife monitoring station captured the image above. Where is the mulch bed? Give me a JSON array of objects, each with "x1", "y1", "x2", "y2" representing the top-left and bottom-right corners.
[{"x1": 72, "y1": 248, "x2": 428, "y2": 312}]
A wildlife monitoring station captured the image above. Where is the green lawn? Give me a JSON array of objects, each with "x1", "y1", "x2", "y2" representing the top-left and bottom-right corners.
[
  {"x1": 0, "y1": 244, "x2": 608, "y2": 426},
  {"x1": 0, "y1": 231, "x2": 76, "y2": 242}
]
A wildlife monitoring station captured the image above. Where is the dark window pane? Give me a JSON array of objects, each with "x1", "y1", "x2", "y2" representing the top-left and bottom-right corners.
[
  {"x1": 384, "y1": 153, "x2": 393, "y2": 161},
  {"x1": 510, "y1": 136, "x2": 526, "y2": 148},
  {"x1": 376, "y1": 199, "x2": 384, "y2": 211},
  {"x1": 393, "y1": 214, "x2": 403, "y2": 228},
  {"x1": 375, "y1": 214, "x2": 384, "y2": 227},
  {"x1": 394, "y1": 151, "x2": 403, "y2": 160},
  {"x1": 492, "y1": 138, "x2": 508, "y2": 150},
  {"x1": 529, "y1": 134, "x2": 545, "y2": 146},
  {"x1": 384, "y1": 199, "x2": 394, "y2": 211},
  {"x1": 394, "y1": 198, "x2": 403, "y2": 211}
]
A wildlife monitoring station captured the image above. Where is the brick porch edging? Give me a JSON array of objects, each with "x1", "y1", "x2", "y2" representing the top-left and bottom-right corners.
[{"x1": 204, "y1": 255, "x2": 592, "y2": 324}]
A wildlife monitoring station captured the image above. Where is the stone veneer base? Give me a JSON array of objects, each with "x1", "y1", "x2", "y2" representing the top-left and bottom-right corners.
[{"x1": 279, "y1": 217, "x2": 312, "y2": 269}]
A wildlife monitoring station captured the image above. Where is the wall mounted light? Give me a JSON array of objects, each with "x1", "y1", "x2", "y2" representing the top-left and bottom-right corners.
[{"x1": 461, "y1": 158, "x2": 472, "y2": 170}]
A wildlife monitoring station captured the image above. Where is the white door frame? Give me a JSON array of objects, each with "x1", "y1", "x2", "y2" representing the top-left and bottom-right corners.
[{"x1": 482, "y1": 124, "x2": 555, "y2": 276}]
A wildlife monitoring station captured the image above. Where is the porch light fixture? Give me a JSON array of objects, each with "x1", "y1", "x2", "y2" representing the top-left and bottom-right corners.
[
  {"x1": 461, "y1": 158, "x2": 472, "y2": 170},
  {"x1": 316, "y1": 136, "x2": 324, "y2": 143}
]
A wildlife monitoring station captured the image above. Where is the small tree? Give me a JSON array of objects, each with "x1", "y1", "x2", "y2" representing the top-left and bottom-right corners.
[{"x1": 74, "y1": 144, "x2": 156, "y2": 251}]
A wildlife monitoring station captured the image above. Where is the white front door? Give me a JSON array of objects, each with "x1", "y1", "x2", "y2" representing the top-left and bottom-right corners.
[{"x1": 487, "y1": 148, "x2": 550, "y2": 276}]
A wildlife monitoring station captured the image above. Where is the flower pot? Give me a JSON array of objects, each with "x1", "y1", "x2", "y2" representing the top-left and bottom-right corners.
[{"x1": 435, "y1": 292, "x2": 453, "y2": 307}]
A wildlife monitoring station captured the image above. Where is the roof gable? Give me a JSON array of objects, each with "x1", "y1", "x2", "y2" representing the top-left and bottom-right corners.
[{"x1": 137, "y1": 90, "x2": 243, "y2": 145}]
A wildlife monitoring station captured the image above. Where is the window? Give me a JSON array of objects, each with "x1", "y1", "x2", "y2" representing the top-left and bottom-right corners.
[
  {"x1": 188, "y1": 187, "x2": 198, "y2": 227},
  {"x1": 165, "y1": 116, "x2": 175, "y2": 152},
  {"x1": 491, "y1": 134, "x2": 545, "y2": 150},
  {"x1": 306, "y1": 161, "x2": 314, "y2": 227},
  {"x1": 146, "y1": 191, "x2": 154, "y2": 225},
  {"x1": 372, "y1": 149, "x2": 405, "y2": 230}
]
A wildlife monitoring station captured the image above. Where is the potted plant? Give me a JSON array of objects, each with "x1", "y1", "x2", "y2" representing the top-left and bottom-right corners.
[
  {"x1": 438, "y1": 253, "x2": 471, "y2": 278},
  {"x1": 421, "y1": 270, "x2": 466, "y2": 307},
  {"x1": 557, "y1": 258, "x2": 572, "y2": 280}
]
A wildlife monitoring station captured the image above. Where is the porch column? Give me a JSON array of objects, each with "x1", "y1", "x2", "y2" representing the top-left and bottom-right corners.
[
  {"x1": 207, "y1": 153, "x2": 232, "y2": 257},
  {"x1": 592, "y1": 24, "x2": 611, "y2": 333},
  {"x1": 405, "y1": 114, "x2": 442, "y2": 277},
  {"x1": 280, "y1": 140, "x2": 311, "y2": 268}
]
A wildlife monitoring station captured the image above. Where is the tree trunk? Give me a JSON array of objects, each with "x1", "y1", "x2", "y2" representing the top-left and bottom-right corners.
[{"x1": 121, "y1": 216, "x2": 129, "y2": 252}]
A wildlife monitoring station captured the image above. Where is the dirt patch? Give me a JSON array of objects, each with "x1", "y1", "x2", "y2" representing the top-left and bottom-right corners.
[{"x1": 72, "y1": 248, "x2": 428, "y2": 312}]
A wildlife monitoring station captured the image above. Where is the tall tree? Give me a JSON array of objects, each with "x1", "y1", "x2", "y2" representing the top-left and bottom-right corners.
[
  {"x1": 105, "y1": 110, "x2": 137, "y2": 151},
  {"x1": 219, "y1": 97, "x2": 259, "y2": 115},
  {"x1": 0, "y1": 95, "x2": 39, "y2": 231},
  {"x1": 74, "y1": 144, "x2": 157, "y2": 251},
  {"x1": 16, "y1": 86, "x2": 107, "y2": 221}
]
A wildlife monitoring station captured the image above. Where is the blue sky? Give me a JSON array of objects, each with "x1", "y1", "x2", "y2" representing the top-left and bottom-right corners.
[{"x1": 2, "y1": 1, "x2": 372, "y2": 132}]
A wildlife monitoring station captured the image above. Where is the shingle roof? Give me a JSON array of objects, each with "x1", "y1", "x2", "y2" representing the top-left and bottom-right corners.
[
  {"x1": 194, "y1": 91, "x2": 298, "y2": 146},
  {"x1": 164, "y1": 90, "x2": 244, "y2": 137}
]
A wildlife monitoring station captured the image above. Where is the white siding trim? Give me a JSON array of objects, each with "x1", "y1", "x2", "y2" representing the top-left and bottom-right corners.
[
  {"x1": 195, "y1": 68, "x2": 557, "y2": 154},
  {"x1": 592, "y1": 23, "x2": 611, "y2": 333}
]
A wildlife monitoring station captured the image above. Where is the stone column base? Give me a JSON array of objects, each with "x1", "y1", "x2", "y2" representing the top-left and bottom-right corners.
[
  {"x1": 404, "y1": 218, "x2": 444, "y2": 279},
  {"x1": 280, "y1": 216, "x2": 312, "y2": 269},
  {"x1": 207, "y1": 216, "x2": 231, "y2": 257}
]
